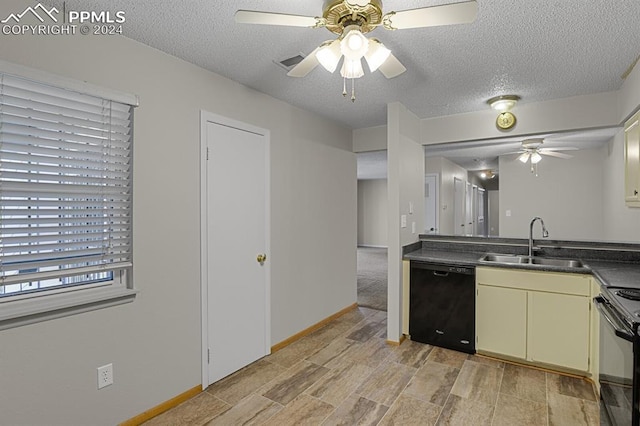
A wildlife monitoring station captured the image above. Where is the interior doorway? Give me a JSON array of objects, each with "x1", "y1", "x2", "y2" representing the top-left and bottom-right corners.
[{"x1": 356, "y1": 151, "x2": 389, "y2": 312}]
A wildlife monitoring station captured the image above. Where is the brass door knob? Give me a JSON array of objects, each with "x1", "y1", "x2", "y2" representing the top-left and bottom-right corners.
[{"x1": 257, "y1": 254, "x2": 267, "y2": 264}]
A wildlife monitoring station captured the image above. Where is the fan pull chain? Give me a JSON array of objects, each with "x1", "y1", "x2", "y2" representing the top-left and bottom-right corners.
[
  {"x1": 342, "y1": 77, "x2": 347, "y2": 97},
  {"x1": 351, "y1": 78, "x2": 356, "y2": 102}
]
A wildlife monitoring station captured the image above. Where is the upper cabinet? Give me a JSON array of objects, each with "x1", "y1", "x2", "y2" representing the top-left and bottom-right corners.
[{"x1": 625, "y1": 110, "x2": 640, "y2": 207}]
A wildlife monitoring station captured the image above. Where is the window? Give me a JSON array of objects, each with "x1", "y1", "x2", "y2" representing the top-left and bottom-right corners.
[{"x1": 0, "y1": 66, "x2": 137, "y2": 329}]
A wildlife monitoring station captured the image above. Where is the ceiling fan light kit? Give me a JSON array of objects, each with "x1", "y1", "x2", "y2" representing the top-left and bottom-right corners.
[
  {"x1": 341, "y1": 58, "x2": 365, "y2": 79},
  {"x1": 317, "y1": 40, "x2": 342, "y2": 72},
  {"x1": 364, "y1": 38, "x2": 391, "y2": 72},
  {"x1": 235, "y1": 0, "x2": 478, "y2": 102},
  {"x1": 511, "y1": 138, "x2": 576, "y2": 176}
]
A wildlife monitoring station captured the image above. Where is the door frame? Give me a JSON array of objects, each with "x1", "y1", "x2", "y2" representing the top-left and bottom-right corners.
[{"x1": 199, "y1": 110, "x2": 271, "y2": 389}]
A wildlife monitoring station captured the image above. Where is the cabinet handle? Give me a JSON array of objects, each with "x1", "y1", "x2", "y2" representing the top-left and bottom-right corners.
[
  {"x1": 435, "y1": 330, "x2": 445, "y2": 335},
  {"x1": 433, "y1": 271, "x2": 449, "y2": 277}
]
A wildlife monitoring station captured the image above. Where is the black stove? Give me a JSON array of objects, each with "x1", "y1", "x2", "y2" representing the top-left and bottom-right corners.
[
  {"x1": 597, "y1": 285, "x2": 640, "y2": 426},
  {"x1": 601, "y1": 286, "x2": 640, "y2": 331},
  {"x1": 619, "y1": 289, "x2": 640, "y2": 302}
]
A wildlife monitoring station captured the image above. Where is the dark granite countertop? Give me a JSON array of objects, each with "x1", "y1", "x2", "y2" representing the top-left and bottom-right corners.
[
  {"x1": 404, "y1": 248, "x2": 484, "y2": 268},
  {"x1": 587, "y1": 261, "x2": 640, "y2": 289},
  {"x1": 404, "y1": 237, "x2": 640, "y2": 289}
]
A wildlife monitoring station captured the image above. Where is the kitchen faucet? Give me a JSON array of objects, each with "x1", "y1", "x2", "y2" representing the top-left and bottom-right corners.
[{"x1": 528, "y1": 217, "x2": 549, "y2": 257}]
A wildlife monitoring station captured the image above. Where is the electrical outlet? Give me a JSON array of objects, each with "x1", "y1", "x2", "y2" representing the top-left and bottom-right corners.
[{"x1": 97, "y1": 363, "x2": 113, "y2": 389}]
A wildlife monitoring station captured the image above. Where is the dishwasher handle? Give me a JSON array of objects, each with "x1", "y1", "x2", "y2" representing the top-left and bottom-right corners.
[{"x1": 410, "y1": 262, "x2": 475, "y2": 275}]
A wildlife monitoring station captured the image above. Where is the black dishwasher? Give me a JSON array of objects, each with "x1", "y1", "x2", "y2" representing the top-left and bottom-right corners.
[{"x1": 409, "y1": 262, "x2": 475, "y2": 354}]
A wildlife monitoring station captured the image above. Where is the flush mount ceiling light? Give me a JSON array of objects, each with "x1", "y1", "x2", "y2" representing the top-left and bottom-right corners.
[
  {"x1": 479, "y1": 170, "x2": 495, "y2": 179},
  {"x1": 487, "y1": 95, "x2": 521, "y2": 130},
  {"x1": 235, "y1": 0, "x2": 478, "y2": 102}
]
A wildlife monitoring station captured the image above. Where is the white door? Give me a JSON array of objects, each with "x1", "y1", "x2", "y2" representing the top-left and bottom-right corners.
[
  {"x1": 453, "y1": 178, "x2": 465, "y2": 235},
  {"x1": 476, "y1": 188, "x2": 486, "y2": 236},
  {"x1": 425, "y1": 174, "x2": 438, "y2": 234},
  {"x1": 471, "y1": 184, "x2": 478, "y2": 235},
  {"x1": 202, "y1": 115, "x2": 270, "y2": 386},
  {"x1": 465, "y1": 182, "x2": 473, "y2": 235}
]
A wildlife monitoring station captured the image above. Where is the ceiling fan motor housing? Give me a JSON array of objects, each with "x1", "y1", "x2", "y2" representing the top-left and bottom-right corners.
[
  {"x1": 522, "y1": 138, "x2": 544, "y2": 150},
  {"x1": 323, "y1": 0, "x2": 384, "y2": 35}
]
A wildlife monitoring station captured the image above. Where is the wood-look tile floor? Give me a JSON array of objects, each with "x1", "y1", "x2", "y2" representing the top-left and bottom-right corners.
[{"x1": 144, "y1": 307, "x2": 599, "y2": 426}]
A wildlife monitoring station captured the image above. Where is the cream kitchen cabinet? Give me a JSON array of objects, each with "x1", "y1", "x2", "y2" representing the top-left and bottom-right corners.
[
  {"x1": 476, "y1": 267, "x2": 592, "y2": 373},
  {"x1": 625, "y1": 110, "x2": 640, "y2": 207},
  {"x1": 476, "y1": 284, "x2": 527, "y2": 359}
]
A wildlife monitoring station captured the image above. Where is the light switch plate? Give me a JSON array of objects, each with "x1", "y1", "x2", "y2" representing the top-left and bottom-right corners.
[
  {"x1": 401, "y1": 215, "x2": 407, "y2": 228},
  {"x1": 411, "y1": 222, "x2": 416, "y2": 234}
]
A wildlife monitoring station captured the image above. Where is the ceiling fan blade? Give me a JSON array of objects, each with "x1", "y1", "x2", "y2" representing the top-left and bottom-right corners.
[
  {"x1": 384, "y1": 0, "x2": 478, "y2": 30},
  {"x1": 540, "y1": 147, "x2": 579, "y2": 152},
  {"x1": 287, "y1": 48, "x2": 321, "y2": 78},
  {"x1": 235, "y1": 10, "x2": 320, "y2": 28},
  {"x1": 541, "y1": 151, "x2": 573, "y2": 159},
  {"x1": 378, "y1": 53, "x2": 406, "y2": 78}
]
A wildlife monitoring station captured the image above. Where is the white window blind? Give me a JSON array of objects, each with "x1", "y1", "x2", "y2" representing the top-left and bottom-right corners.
[{"x1": 0, "y1": 73, "x2": 133, "y2": 297}]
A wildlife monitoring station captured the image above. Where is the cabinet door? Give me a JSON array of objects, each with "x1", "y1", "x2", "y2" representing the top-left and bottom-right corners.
[
  {"x1": 528, "y1": 292, "x2": 590, "y2": 371},
  {"x1": 625, "y1": 112, "x2": 640, "y2": 206},
  {"x1": 476, "y1": 285, "x2": 527, "y2": 359}
]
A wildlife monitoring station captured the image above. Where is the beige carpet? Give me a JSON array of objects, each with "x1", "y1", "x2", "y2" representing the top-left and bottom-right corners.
[{"x1": 357, "y1": 247, "x2": 387, "y2": 311}]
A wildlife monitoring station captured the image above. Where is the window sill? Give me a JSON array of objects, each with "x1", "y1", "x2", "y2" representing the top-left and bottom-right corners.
[{"x1": 0, "y1": 287, "x2": 138, "y2": 331}]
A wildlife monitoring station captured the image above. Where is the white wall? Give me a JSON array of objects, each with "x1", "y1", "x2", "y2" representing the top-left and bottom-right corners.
[
  {"x1": 421, "y1": 91, "x2": 620, "y2": 145},
  {"x1": 387, "y1": 102, "x2": 424, "y2": 342},
  {"x1": 602, "y1": 130, "x2": 640, "y2": 242},
  {"x1": 0, "y1": 9, "x2": 356, "y2": 426},
  {"x1": 353, "y1": 125, "x2": 387, "y2": 152},
  {"x1": 358, "y1": 179, "x2": 388, "y2": 247},
  {"x1": 499, "y1": 148, "x2": 605, "y2": 240}
]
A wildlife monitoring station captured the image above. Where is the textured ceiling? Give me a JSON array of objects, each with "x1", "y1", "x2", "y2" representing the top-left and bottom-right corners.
[{"x1": 45, "y1": 0, "x2": 640, "y2": 129}]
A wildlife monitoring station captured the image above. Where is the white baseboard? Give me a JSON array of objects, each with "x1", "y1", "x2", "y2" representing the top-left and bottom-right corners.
[{"x1": 357, "y1": 245, "x2": 388, "y2": 249}]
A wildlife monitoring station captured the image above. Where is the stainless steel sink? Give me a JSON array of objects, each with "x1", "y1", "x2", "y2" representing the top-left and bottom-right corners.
[
  {"x1": 481, "y1": 254, "x2": 530, "y2": 264},
  {"x1": 528, "y1": 257, "x2": 584, "y2": 268},
  {"x1": 479, "y1": 254, "x2": 585, "y2": 269}
]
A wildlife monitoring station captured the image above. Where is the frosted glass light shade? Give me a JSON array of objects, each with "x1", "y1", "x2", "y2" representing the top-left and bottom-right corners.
[
  {"x1": 530, "y1": 152, "x2": 542, "y2": 164},
  {"x1": 316, "y1": 40, "x2": 341, "y2": 73},
  {"x1": 487, "y1": 95, "x2": 521, "y2": 112},
  {"x1": 518, "y1": 153, "x2": 530, "y2": 163},
  {"x1": 345, "y1": 0, "x2": 371, "y2": 6},
  {"x1": 365, "y1": 39, "x2": 391, "y2": 72},
  {"x1": 340, "y1": 26, "x2": 369, "y2": 60},
  {"x1": 340, "y1": 58, "x2": 364, "y2": 79}
]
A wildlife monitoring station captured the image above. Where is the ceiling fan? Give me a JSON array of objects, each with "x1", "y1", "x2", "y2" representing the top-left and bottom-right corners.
[
  {"x1": 509, "y1": 138, "x2": 577, "y2": 175},
  {"x1": 235, "y1": 0, "x2": 478, "y2": 101}
]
